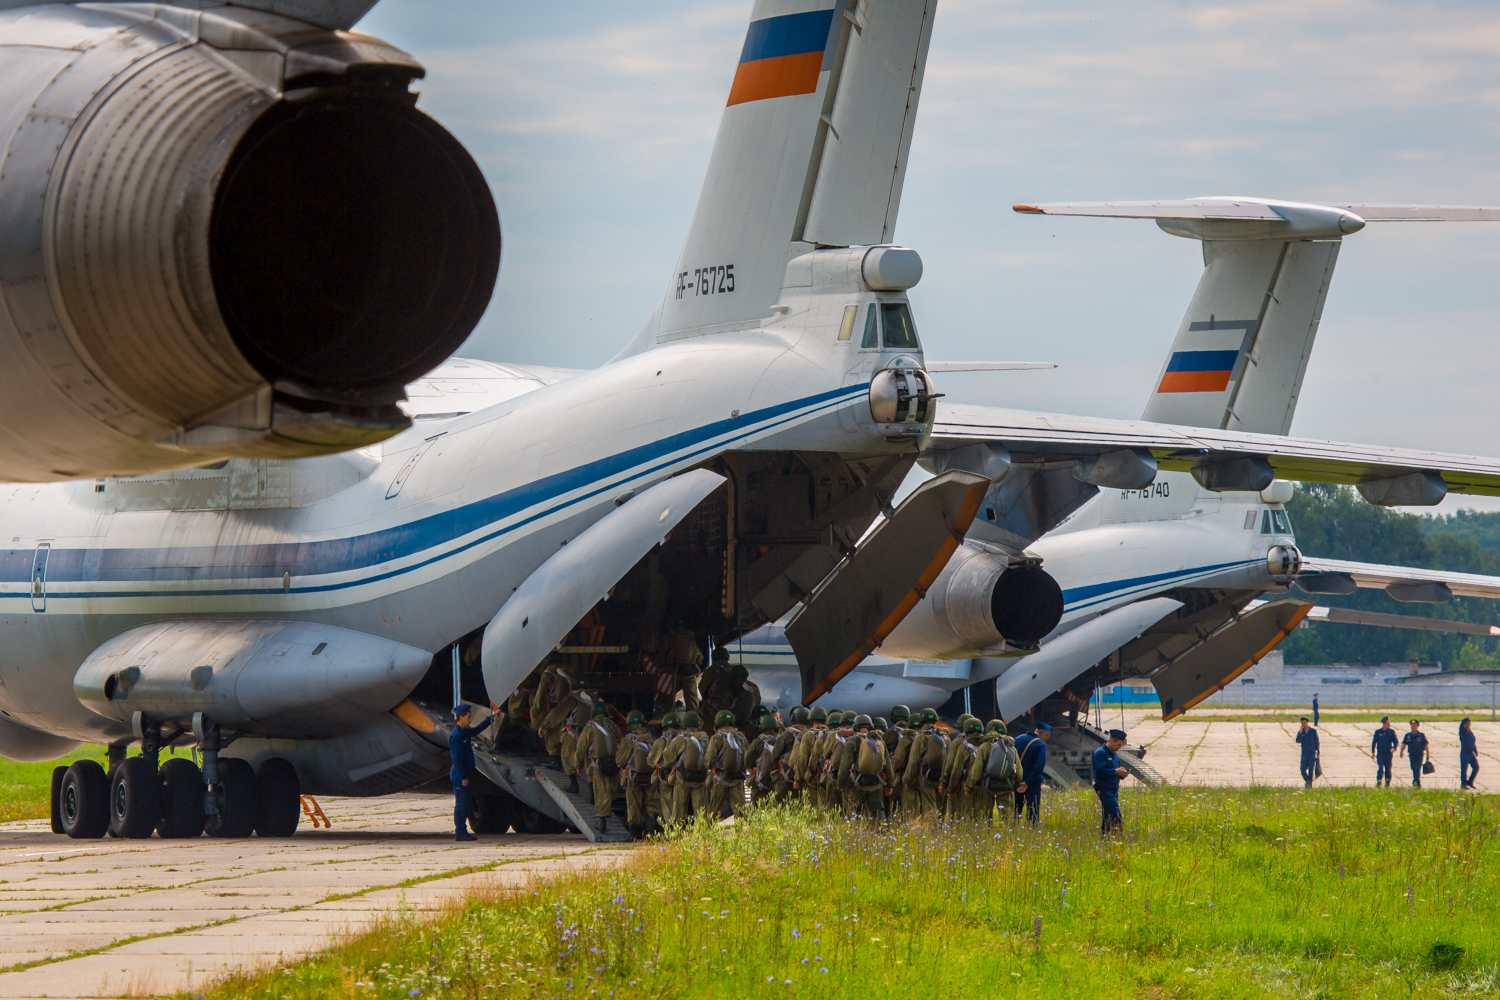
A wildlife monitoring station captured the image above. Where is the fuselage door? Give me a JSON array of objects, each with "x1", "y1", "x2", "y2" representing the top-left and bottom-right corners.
[{"x1": 30, "y1": 542, "x2": 50, "y2": 612}]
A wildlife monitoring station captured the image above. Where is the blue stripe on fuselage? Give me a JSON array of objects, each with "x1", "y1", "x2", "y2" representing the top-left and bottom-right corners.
[
  {"x1": 1062, "y1": 559, "x2": 1258, "y2": 614},
  {"x1": 3, "y1": 382, "x2": 869, "y2": 598}
]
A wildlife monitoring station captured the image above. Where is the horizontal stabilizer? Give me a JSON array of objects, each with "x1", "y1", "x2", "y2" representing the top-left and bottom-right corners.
[
  {"x1": 927, "y1": 362, "x2": 1057, "y2": 372},
  {"x1": 1331, "y1": 205, "x2": 1500, "y2": 222},
  {"x1": 984, "y1": 597, "x2": 1182, "y2": 720},
  {"x1": 1306, "y1": 605, "x2": 1500, "y2": 637},
  {"x1": 1015, "y1": 197, "x2": 1500, "y2": 228},
  {"x1": 1298, "y1": 556, "x2": 1500, "y2": 600}
]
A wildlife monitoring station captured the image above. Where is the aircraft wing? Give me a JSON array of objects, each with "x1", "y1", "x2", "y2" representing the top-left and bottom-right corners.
[
  {"x1": 930, "y1": 402, "x2": 1500, "y2": 498},
  {"x1": 1299, "y1": 557, "x2": 1500, "y2": 600},
  {"x1": 927, "y1": 362, "x2": 1057, "y2": 372}
]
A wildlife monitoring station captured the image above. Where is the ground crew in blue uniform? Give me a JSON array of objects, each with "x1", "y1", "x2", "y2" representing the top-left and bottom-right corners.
[
  {"x1": 1460, "y1": 718, "x2": 1479, "y2": 789},
  {"x1": 449, "y1": 704, "x2": 493, "y2": 841},
  {"x1": 1294, "y1": 717, "x2": 1320, "y2": 787},
  {"x1": 1400, "y1": 719, "x2": 1430, "y2": 787},
  {"x1": 1012, "y1": 722, "x2": 1050, "y2": 825},
  {"x1": 1370, "y1": 716, "x2": 1398, "y2": 787},
  {"x1": 1312, "y1": 693, "x2": 1320, "y2": 727},
  {"x1": 1092, "y1": 729, "x2": 1128, "y2": 835}
]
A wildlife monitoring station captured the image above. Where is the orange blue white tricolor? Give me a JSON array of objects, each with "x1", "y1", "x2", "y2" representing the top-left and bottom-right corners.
[
  {"x1": 727, "y1": 9, "x2": 835, "y2": 107},
  {"x1": 1157, "y1": 350, "x2": 1239, "y2": 393}
]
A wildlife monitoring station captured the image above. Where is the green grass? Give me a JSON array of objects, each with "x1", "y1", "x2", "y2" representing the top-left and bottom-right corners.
[
  {"x1": 198, "y1": 787, "x2": 1499, "y2": 999},
  {"x1": 0, "y1": 746, "x2": 107, "y2": 824}
]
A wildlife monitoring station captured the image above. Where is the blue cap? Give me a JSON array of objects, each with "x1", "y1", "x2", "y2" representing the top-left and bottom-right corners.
[
  {"x1": 454, "y1": 704, "x2": 472, "y2": 716},
  {"x1": 1034, "y1": 722, "x2": 1052, "y2": 733},
  {"x1": 1108, "y1": 729, "x2": 1127, "y2": 740}
]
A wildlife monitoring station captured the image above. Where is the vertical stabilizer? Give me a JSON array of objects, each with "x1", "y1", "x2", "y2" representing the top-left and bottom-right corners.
[
  {"x1": 617, "y1": 0, "x2": 937, "y2": 358},
  {"x1": 1143, "y1": 237, "x2": 1339, "y2": 434}
]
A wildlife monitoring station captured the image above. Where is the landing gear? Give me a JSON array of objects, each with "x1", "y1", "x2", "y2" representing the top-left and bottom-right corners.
[
  {"x1": 470, "y1": 794, "x2": 515, "y2": 834},
  {"x1": 205, "y1": 757, "x2": 260, "y2": 838},
  {"x1": 254, "y1": 758, "x2": 300, "y2": 837},
  {"x1": 156, "y1": 758, "x2": 205, "y2": 839},
  {"x1": 58, "y1": 760, "x2": 109, "y2": 839},
  {"x1": 107, "y1": 757, "x2": 159, "y2": 839},
  {"x1": 49, "y1": 766, "x2": 66, "y2": 834}
]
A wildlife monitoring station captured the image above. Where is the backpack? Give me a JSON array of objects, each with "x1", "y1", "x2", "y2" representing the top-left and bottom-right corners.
[
  {"x1": 716, "y1": 732, "x2": 746, "y2": 784},
  {"x1": 947, "y1": 739, "x2": 977, "y2": 792},
  {"x1": 823, "y1": 733, "x2": 850, "y2": 786},
  {"x1": 983, "y1": 736, "x2": 1018, "y2": 791},
  {"x1": 678, "y1": 735, "x2": 708, "y2": 785},
  {"x1": 779, "y1": 729, "x2": 805, "y2": 779},
  {"x1": 590, "y1": 721, "x2": 619, "y2": 777},
  {"x1": 853, "y1": 735, "x2": 884, "y2": 788},
  {"x1": 921, "y1": 731, "x2": 948, "y2": 780},
  {"x1": 754, "y1": 736, "x2": 778, "y2": 788},
  {"x1": 627, "y1": 733, "x2": 653, "y2": 786}
]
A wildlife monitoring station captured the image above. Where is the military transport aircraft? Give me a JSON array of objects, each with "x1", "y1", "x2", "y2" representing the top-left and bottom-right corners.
[
  {"x1": 0, "y1": 0, "x2": 498, "y2": 482},
  {"x1": 12, "y1": 0, "x2": 1500, "y2": 843}
]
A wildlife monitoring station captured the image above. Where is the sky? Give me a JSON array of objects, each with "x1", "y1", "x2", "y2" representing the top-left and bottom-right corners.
[{"x1": 360, "y1": 0, "x2": 1500, "y2": 513}]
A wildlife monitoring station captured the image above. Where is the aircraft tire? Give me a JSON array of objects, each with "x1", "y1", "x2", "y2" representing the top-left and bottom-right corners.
[
  {"x1": 108, "y1": 757, "x2": 160, "y2": 839},
  {"x1": 255, "y1": 758, "x2": 301, "y2": 838},
  {"x1": 49, "y1": 765, "x2": 67, "y2": 834},
  {"x1": 517, "y1": 802, "x2": 567, "y2": 835},
  {"x1": 470, "y1": 794, "x2": 515, "y2": 834},
  {"x1": 205, "y1": 758, "x2": 260, "y2": 838},
  {"x1": 59, "y1": 760, "x2": 109, "y2": 839},
  {"x1": 156, "y1": 758, "x2": 206, "y2": 839}
]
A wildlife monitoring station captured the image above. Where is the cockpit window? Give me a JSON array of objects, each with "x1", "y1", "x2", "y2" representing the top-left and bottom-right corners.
[
  {"x1": 860, "y1": 303, "x2": 879, "y2": 348},
  {"x1": 1260, "y1": 510, "x2": 1270, "y2": 534},
  {"x1": 881, "y1": 302, "x2": 920, "y2": 349},
  {"x1": 1271, "y1": 509, "x2": 1293, "y2": 534}
]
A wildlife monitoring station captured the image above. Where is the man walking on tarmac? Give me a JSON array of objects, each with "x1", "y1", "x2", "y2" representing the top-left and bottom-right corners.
[
  {"x1": 1400, "y1": 719, "x2": 1430, "y2": 788},
  {"x1": 1295, "y1": 717, "x2": 1320, "y2": 787},
  {"x1": 1012, "y1": 722, "x2": 1050, "y2": 825},
  {"x1": 1371, "y1": 716, "x2": 1398, "y2": 787},
  {"x1": 449, "y1": 704, "x2": 493, "y2": 841},
  {"x1": 1093, "y1": 729, "x2": 1128, "y2": 835}
]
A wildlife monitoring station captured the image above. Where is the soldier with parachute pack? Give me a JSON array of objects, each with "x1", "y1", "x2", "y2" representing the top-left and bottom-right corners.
[
  {"x1": 616, "y1": 709, "x2": 658, "y2": 839},
  {"x1": 705, "y1": 710, "x2": 750, "y2": 817},
  {"x1": 839, "y1": 714, "x2": 892, "y2": 819},
  {"x1": 901, "y1": 708, "x2": 949, "y2": 817}
]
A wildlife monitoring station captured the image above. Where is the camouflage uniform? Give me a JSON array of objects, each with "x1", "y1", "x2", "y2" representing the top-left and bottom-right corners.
[
  {"x1": 582, "y1": 707, "x2": 623, "y2": 829},
  {"x1": 616, "y1": 713, "x2": 658, "y2": 836},
  {"x1": 942, "y1": 722, "x2": 984, "y2": 820},
  {"x1": 647, "y1": 716, "x2": 681, "y2": 826},
  {"x1": 901, "y1": 714, "x2": 949, "y2": 818},
  {"x1": 964, "y1": 723, "x2": 1014, "y2": 822},
  {"x1": 662, "y1": 715, "x2": 711, "y2": 823},
  {"x1": 704, "y1": 713, "x2": 750, "y2": 818},
  {"x1": 838, "y1": 719, "x2": 893, "y2": 819},
  {"x1": 889, "y1": 721, "x2": 920, "y2": 818},
  {"x1": 792, "y1": 716, "x2": 830, "y2": 810}
]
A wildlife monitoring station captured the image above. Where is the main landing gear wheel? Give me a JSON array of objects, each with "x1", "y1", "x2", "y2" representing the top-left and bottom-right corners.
[
  {"x1": 470, "y1": 794, "x2": 515, "y2": 834},
  {"x1": 107, "y1": 757, "x2": 160, "y2": 839},
  {"x1": 157, "y1": 757, "x2": 206, "y2": 839},
  {"x1": 58, "y1": 760, "x2": 109, "y2": 839},
  {"x1": 50, "y1": 766, "x2": 67, "y2": 835},
  {"x1": 205, "y1": 758, "x2": 260, "y2": 838},
  {"x1": 254, "y1": 758, "x2": 301, "y2": 837}
]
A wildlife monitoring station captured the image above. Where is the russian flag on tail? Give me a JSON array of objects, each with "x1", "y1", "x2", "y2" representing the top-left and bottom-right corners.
[
  {"x1": 727, "y1": 9, "x2": 835, "y2": 107},
  {"x1": 1157, "y1": 349, "x2": 1240, "y2": 393}
]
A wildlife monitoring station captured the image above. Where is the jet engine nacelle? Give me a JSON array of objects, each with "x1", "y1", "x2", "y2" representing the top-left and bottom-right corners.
[
  {"x1": 0, "y1": 3, "x2": 500, "y2": 482},
  {"x1": 74, "y1": 620, "x2": 432, "y2": 737},
  {"x1": 877, "y1": 544, "x2": 1065, "y2": 660}
]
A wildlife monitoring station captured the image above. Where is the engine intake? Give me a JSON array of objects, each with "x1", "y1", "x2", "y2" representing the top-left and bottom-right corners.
[{"x1": 0, "y1": 5, "x2": 500, "y2": 480}]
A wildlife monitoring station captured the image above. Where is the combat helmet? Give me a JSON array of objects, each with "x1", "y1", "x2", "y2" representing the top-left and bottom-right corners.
[
  {"x1": 890, "y1": 704, "x2": 911, "y2": 722},
  {"x1": 810, "y1": 706, "x2": 828, "y2": 724},
  {"x1": 985, "y1": 719, "x2": 1006, "y2": 734},
  {"x1": 827, "y1": 710, "x2": 844, "y2": 727},
  {"x1": 761, "y1": 713, "x2": 783, "y2": 732},
  {"x1": 682, "y1": 710, "x2": 702, "y2": 729},
  {"x1": 715, "y1": 710, "x2": 737, "y2": 728},
  {"x1": 592, "y1": 701, "x2": 610, "y2": 715},
  {"x1": 662, "y1": 712, "x2": 681, "y2": 729},
  {"x1": 790, "y1": 705, "x2": 811, "y2": 725},
  {"x1": 956, "y1": 713, "x2": 977, "y2": 732},
  {"x1": 920, "y1": 707, "x2": 939, "y2": 725},
  {"x1": 626, "y1": 709, "x2": 646, "y2": 725},
  {"x1": 873, "y1": 717, "x2": 889, "y2": 731},
  {"x1": 853, "y1": 714, "x2": 873, "y2": 730},
  {"x1": 963, "y1": 717, "x2": 983, "y2": 735}
]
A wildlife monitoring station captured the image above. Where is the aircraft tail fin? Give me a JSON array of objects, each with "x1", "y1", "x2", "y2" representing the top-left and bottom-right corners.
[
  {"x1": 1016, "y1": 198, "x2": 1500, "y2": 434},
  {"x1": 616, "y1": 0, "x2": 936, "y2": 358}
]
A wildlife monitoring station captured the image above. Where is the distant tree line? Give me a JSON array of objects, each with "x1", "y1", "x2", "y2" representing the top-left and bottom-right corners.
[{"x1": 1279, "y1": 485, "x2": 1500, "y2": 670}]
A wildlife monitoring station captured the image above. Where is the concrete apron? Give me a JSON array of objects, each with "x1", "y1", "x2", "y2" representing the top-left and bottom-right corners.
[{"x1": 0, "y1": 793, "x2": 631, "y2": 999}]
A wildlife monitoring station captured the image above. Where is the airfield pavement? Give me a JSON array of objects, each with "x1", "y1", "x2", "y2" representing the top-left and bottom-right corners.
[
  {"x1": 0, "y1": 794, "x2": 626, "y2": 999},
  {"x1": 0, "y1": 714, "x2": 1493, "y2": 998}
]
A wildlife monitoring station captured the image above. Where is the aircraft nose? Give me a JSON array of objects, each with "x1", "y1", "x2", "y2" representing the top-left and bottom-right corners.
[{"x1": 1338, "y1": 212, "x2": 1366, "y2": 234}]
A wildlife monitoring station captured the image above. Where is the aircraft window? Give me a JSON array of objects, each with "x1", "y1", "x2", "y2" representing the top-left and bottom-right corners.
[
  {"x1": 1271, "y1": 509, "x2": 1293, "y2": 534},
  {"x1": 837, "y1": 305, "x2": 858, "y2": 341},
  {"x1": 860, "y1": 303, "x2": 879, "y2": 348},
  {"x1": 1243, "y1": 510, "x2": 1257, "y2": 530},
  {"x1": 1260, "y1": 510, "x2": 1271, "y2": 534},
  {"x1": 881, "y1": 302, "x2": 921, "y2": 349}
]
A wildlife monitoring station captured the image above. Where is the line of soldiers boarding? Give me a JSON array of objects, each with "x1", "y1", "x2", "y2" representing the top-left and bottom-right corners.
[{"x1": 529, "y1": 692, "x2": 1068, "y2": 840}]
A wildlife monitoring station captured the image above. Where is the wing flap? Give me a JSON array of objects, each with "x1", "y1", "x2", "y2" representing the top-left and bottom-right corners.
[
  {"x1": 1153, "y1": 598, "x2": 1312, "y2": 720},
  {"x1": 1299, "y1": 556, "x2": 1500, "y2": 600},
  {"x1": 931, "y1": 403, "x2": 1500, "y2": 498}
]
